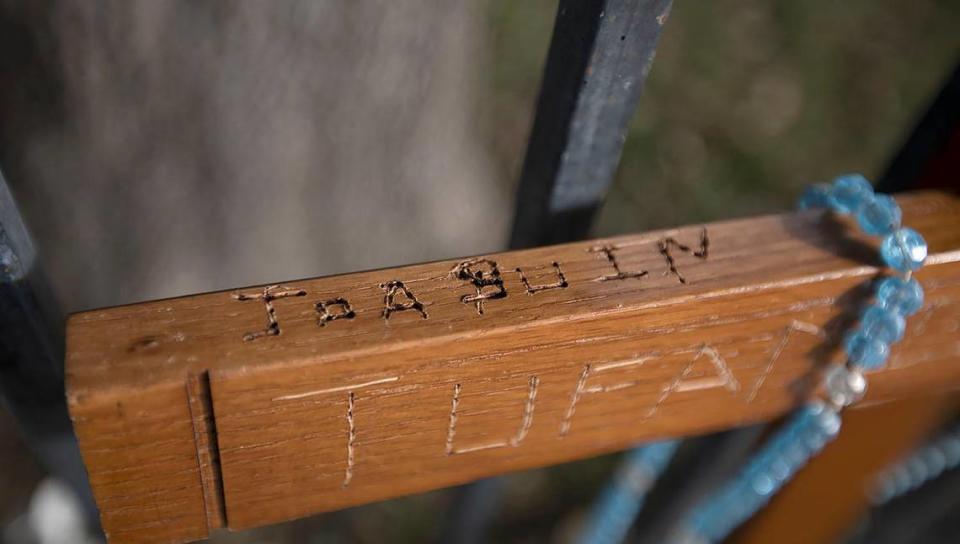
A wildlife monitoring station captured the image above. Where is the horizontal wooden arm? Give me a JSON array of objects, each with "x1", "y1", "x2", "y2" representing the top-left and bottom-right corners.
[{"x1": 66, "y1": 191, "x2": 960, "y2": 543}]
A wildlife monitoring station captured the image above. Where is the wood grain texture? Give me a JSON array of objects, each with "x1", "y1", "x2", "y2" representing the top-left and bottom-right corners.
[{"x1": 66, "y1": 191, "x2": 960, "y2": 542}]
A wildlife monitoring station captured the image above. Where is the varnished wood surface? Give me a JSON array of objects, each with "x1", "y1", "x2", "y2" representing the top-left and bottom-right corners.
[{"x1": 66, "y1": 191, "x2": 960, "y2": 542}]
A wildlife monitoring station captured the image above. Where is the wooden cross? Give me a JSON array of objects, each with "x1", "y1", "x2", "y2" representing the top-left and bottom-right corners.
[{"x1": 66, "y1": 191, "x2": 960, "y2": 542}]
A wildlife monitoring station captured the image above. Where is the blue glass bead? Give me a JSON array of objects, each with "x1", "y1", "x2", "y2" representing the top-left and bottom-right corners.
[
  {"x1": 844, "y1": 330, "x2": 890, "y2": 368},
  {"x1": 769, "y1": 458, "x2": 791, "y2": 482},
  {"x1": 815, "y1": 407, "x2": 842, "y2": 436},
  {"x1": 922, "y1": 448, "x2": 946, "y2": 477},
  {"x1": 783, "y1": 442, "x2": 808, "y2": 467},
  {"x1": 873, "y1": 481, "x2": 895, "y2": 503},
  {"x1": 803, "y1": 428, "x2": 828, "y2": 451},
  {"x1": 943, "y1": 436, "x2": 960, "y2": 466},
  {"x1": 906, "y1": 457, "x2": 929, "y2": 487},
  {"x1": 891, "y1": 469, "x2": 912, "y2": 496},
  {"x1": 752, "y1": 473, "x2": 775, "y2": 496},
  {"x1": 577, "y1": 440, "x2": 680, "y2": 544},
  {"x1": 876, "y1": 276, "x2": 924, "y2": 317},
  {"x1": 881, "y1": 228, "x2": 928, "y2": 272},
  {"x1": 681, "y1": 402, "x2": 844, "y2": 544},
  {"x1": 856, "y1": 194, "x2": 902, "y2": 236},
  {"x1": 797, "y1": 183, "x2": 831, "y2": 210},
  {"x1": 860, "y1": 304, "x2": 906, "y2": 343},
  {"x1": 828, "y1": 174, "x2": 873, "y2": 214}
]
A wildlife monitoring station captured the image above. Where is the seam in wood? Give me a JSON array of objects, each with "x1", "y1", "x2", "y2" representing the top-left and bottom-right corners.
[{"x1": 185, "y1": 371, "x2": 227, "y2": 530}]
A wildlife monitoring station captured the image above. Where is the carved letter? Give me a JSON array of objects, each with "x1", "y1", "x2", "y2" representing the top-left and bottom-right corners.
[
  {"x1": 560, "y1": 356, "x2": 655, "y2": 436},
  {"x1": 657, "y1": 228, "x2": 708, "y2": 284},
  {"x1": 316, "y1": 297, "x2": 356, "y2": 327},
  {"x1": 380, "y1": 280, "x2": 428, "y2": 320},
  {"x1": 451, "y1": 258, "x2": 507, "y2": 314},
  {"x1": 516, "y1": 261, "x2": 568, "y2": 294},
  {"x1": 643, "y1": 344, "x2": 738, "y2": 420},
  {"x1": 233, "y1": 285, "x2": 306, "y2": 341},
  {"x1": 560, "y1": 346, "x2": 739, "y2": 436},
  {"x1": 746, "y1": 321, "x2": 820, "y2": 402},
  {"x1": 270, "y1": 376, "x2": 401, "y2": 487},
  {"x1": 588, "y1": 245, "x2": 648, "y2": 282},
  {"x1": 446, "y1": 376, "x2": 540, "y2": 455}
]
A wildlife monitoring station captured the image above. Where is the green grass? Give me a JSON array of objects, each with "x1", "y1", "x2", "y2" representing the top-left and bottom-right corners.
[{"x1": 480, "y1": 0, "x2": 960, "y2": 236}]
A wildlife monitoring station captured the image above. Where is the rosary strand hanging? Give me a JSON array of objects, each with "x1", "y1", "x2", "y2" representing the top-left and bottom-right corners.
[
  {"x1": 868, "y1": 421, "x2": 960, "y2": 505},
  {"x1": 575, "y1": 440, "x2": 679, "y2": 544},
  {"x1": 671, "y1": 174, "x2": 929, "y2": 544}
]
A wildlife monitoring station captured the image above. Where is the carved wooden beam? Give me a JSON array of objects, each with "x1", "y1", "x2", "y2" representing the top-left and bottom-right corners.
[{"x1": 66, "y1": 191, "x2": 960, "y2": 543}]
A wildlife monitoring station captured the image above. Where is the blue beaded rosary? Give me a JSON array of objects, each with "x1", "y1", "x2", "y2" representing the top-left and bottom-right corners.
[
  {"x1": 868, "y1": 422, "x2": 960, "y2": 505},
  {"x1": 577, "y1": 174, "x2": 930, "y2": 544},
  {"x1": 577, "y1": 440, "x2": 679, "y2": 544},
  {"x1": 674, "y1": 174, "x2": 929, "y2": 543}
]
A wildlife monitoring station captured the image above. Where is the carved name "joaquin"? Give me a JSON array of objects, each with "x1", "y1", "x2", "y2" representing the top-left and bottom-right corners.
[
  {"x1": 231, "y1": 228, "x2": 709, "y2": 341},
  {"x1": 223, "y1": 227, "x2": 783, "y2": 487}
]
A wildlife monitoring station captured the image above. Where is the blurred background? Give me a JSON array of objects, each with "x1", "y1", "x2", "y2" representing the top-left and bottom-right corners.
[{"x1": 0, "y1": 0, "x2": 958, "y2": 542}]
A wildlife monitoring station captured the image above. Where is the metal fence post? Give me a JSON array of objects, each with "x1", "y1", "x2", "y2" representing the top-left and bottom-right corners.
[
  {"x1": 509, "y1": 0, "x2": 673, "y2": 249},
  {"x1": 0, "y1": 169, "x2": 97, "y2": 525}
]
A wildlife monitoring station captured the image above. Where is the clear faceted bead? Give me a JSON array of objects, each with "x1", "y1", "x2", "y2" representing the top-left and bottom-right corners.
[
  {"x1": 844, "y1": 330, "x2": 890, "y2": 369},
  {"x1": 824, "y1": 364, "x2": 867, "y2": 407},
  {"x1": 856, "y1": 194, "x2": 902, "y2": 236},
  {"x1": 876, "y1": 276, "x2": 924, "y2": 316},
  {"x1": 860, "y1": 304, "x2": 906, "y2": 343},
  {"x1": 827, "y1": 174, "x2": 873, "y2": 214},
  {"x1": 881, "y1": 228, "x2": 927, "y2": 272}
]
